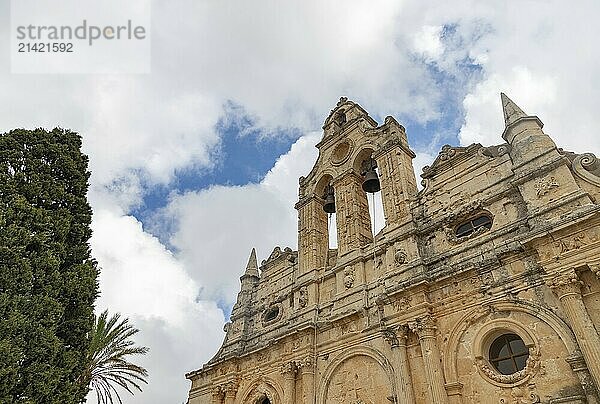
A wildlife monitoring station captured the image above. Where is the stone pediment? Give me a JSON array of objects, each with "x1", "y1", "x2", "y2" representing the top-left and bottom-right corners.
[
  {"x1": 421, "y1": 143, "x2": 483, "y2": 179},
  {"x1": 260, "y1": 246, "x2": 297, "y2": 271}
]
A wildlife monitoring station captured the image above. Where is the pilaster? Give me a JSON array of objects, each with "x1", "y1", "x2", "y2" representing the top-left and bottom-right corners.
[
  {"x1": 211, "y1": 386, "x2": 224, "y2": 404},
  {"x1": 566, "y1": 352, "x2": 599, "y2": 404},
  {"x1": 299, "y1": 355, "x2": 315, "y2": 404},
  {"x1": 409, "y1": 315, "x2": 448, "y2": 404},
  {"x1": 383, "y1": 325, "x2": 416, "y2": 404},
  {"x1": 222, "y1": 382, "x2": 238, "y2": 404},
  {"x1": 281, "y1": 361, "x2": 297, "y2": 404},
  {"x1": 296, "y1": 195, "x2": 328, "y2": 274},
  {"x1": 374, "y1": 137, "x2": 416, "y2": 226},
  {"x1": 333, "y1": 172, "x2": 372, "y2": 256},
  {"x1": 548, "y1": 270, "x2": 600, "y2": 394}
]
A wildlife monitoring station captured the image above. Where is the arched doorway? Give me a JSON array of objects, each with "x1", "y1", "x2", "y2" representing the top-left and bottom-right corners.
[{"x1": 259, "y1": 398, "x2": 271, "y2": 404}]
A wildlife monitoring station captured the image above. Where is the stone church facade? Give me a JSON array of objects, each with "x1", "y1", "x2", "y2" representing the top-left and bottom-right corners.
[{"x1": 186, "y1": 95, "x2": 600, "y2": 404}]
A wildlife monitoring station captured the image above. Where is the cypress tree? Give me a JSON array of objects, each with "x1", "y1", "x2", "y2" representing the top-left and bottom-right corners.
[{"x1": 0, "y1": 128, "x2": 98, "y2": 403}]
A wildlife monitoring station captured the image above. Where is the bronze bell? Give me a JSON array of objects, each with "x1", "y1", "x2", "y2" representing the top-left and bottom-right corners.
[
  {"x1": 362, "y1": 168, "x2": 381, "y2": 193},
  {"x1": 323, "y1": 184, "x2": 336, "y2": 213}
]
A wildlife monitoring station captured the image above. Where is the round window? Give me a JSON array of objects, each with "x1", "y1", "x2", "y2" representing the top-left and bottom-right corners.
[
  {"x1": 488, "y1": 333, "x2": 529, "y2": 375},
  {"x1": 263, "y1": 306, "x2": 280, "y2": 322}
]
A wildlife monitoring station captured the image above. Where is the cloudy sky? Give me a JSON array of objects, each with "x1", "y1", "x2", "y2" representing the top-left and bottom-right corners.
[{"x1": 2, "y1": 0, "x2": 600, "y2": 403}]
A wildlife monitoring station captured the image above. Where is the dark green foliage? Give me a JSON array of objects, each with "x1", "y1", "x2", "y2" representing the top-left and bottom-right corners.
[{"x1": 0, "y1": 128, "x2": 99, "y2": 403}]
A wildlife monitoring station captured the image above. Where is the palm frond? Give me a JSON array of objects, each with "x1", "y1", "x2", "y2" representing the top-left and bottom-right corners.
[{"x1": 81, "y1": 310, "x2": 149, "y2": 404}]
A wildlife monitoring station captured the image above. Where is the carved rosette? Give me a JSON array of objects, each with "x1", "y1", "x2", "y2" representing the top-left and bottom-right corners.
[
  {"x1": 547, "y1": 270, "x2": 583, "y2": 299},
  {"x1": 534, "y1": 175, "x2": 559, "y2": 197}
]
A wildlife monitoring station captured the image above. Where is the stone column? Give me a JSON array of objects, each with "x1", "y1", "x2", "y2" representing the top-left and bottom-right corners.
[
  {"x1": 373, "y1": 135, "x2": 417, "y2": 225},
  {"x1": 333, "y1": 172, "x2": 373, "y2": 256},
  {"x1": 296, "y1": 196, "x2": 328, "y2": 274},
  {"x1": 409, "y1": 315, "x2": 448, "y2": 404},
  {"x1": 549, "y1": 271, "x2": 600, "y2": 393},
  {"x1": 281, "y1": 361, "x2": 297, "y2": 404},
  {"x1": 566, "y1": 352, "x2": 599, "y2": 404},
  {"x1": 299, "y1": 356, "x2": 315, "y2": 404},
  {"x1": 383, "y1": 325, "x2": 416, "y2": 404},
  {"x1": 211, "y1": 386, "x2": 224, "y2": 404},
  {"x1": 223, "y1": 382, "x2": 237, "y2": 404}
]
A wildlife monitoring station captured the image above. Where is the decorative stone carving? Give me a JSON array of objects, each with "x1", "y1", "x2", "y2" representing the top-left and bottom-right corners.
[
  {"x1": 498, "y1": 383, "x2": 541, "y2": 404},
  {"x1": 422, "y1": 144, "x2": 482, "y2": 178},
  {"x1": 382, "y1": 325, "x2": 408, "y2": 348},
  {"x1": 391, "y1": 295, "x2": 412, "y2": 312},
  {"x1": 481, "y1": 143, "x2": 512, "y2": 157},
  {"x1": 324, "y1": 354, "x2": 392, "y2": 404},
  {"x1": 298, "y1": 287, "x2": 308, "y2": 308},
  {"x1": 394, "y1": 249, "x2": 407, "y2": 265},
  {"x1": 343, "y1": 267, "x2": 355, "y2": 289},
  {"x1": 589, "y1": 263, "x2": 600, "y2": 279},
  {"x1": 408, "y1": 315, "x2": 436, "y2": 336},
  {"x1": 211, "y1": 386, "x2": 223, "y2": 400},
  {"x1": 280, "y1": 361, "x2": 297, "y2": 376},
  {"x1": 554, "y1": 233, "x2": 589, "y2": 255},
  {"x1": 533, "y1": 175, "x2": 559, "y2": 197},
  {"x1": 476, "y1": 350, "x2": 540, "y2": 385},
  {"x1": 547, "y1": 270, "x2": 583, "y2": 297},
  {"x1": 298, "y1": 355, "x2": 314, "y2": 372}
]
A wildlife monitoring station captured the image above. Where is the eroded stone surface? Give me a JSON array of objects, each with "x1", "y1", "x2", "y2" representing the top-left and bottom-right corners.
[{"x1": 187, "y1": 95, "x2": 600, "y2": 404}]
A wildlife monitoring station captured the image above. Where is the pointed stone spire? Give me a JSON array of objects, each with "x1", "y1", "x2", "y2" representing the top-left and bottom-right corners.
[
  {"x1": 501, "y1": 92, "x2": 527, "y2": 127},
  {"x1": 243, "y1": 248, "x2": 259, "y2": 278}
]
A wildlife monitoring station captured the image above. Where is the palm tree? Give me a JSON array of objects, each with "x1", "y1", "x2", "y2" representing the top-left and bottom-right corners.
[{"x1": 80, "y1": 310, "x2": 149, "y2": 404}]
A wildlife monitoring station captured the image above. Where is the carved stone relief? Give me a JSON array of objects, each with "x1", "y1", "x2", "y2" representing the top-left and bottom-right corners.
[
  {"x1": 534, "y1": 176, "x2": 559, "y2": 197},
  {"x1": 324, "y1": 355, "x2": 391, "y2": 404},
  {"x1": 343, "y1": 266, "x2": 355, "y2": 289},
  {"x1": 298, "y1": 287, "x2": 309, "y2": 308}
]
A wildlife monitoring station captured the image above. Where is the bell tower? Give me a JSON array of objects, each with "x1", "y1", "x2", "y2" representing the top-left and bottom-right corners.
[{"x1": 296, "y1": 97, "x2": 418, "y2": 275}]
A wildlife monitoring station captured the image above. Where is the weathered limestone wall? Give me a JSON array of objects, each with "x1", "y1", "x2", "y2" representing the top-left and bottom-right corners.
[{"x1": 187, "y1": 96, "x2": 600, "y2": 404}]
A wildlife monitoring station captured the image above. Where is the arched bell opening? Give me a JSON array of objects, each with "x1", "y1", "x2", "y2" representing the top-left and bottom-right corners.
[
  {"x1": 353, "y1": 149, "x2": 385, "y2": 237},
  {"x1": 315, "y1": 174, "x2": 337, "y2": 249}
]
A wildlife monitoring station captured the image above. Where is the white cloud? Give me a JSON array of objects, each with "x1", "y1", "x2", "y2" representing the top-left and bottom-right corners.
[
  {"x1": 3, "y1": 1, "x2": 600, "y2": 403},
  {"x1": 412, "y1": 25, "x2": 444, "y2": 62},
  {"x1": 90, "y1": 209, "x2": 225, "y2": 404},
  {"x1": 157, "y1": 132, "x2": 320, "y2": 302}
]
